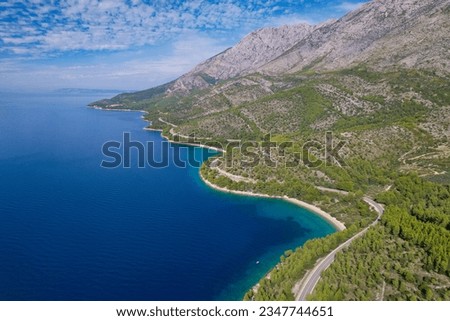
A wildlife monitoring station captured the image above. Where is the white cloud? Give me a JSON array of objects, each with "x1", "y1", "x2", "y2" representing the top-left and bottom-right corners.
[
  {"x1": 1, "y1": 1, "x2": 359, "y2": 56},
  {"x1": 0, "y1": 32, "x2": 229, "y2": 91},
  {"x1": 335, "y1": 1, "x2": 366, "y2": 12},
  {"x1": 0, "y1": 0, "x2": 265, "y2": 56},
  {"x1": 0, "y1": 0, "x2": 363, "y2": 91},
  {"x1": 265, "y1": 14, "x2": 315, "y2": 27}
]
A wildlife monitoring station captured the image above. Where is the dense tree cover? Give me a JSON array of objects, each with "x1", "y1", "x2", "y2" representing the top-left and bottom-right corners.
[
  {"x1": 201, "y1": 162, "x2": 323, "y2": 204},
  {"x1": 379, "y1": 176, "x2": 450, "y2": 275},
  {"x1": 309, "y1": 175, "x2": 450, "y2": 300},
  {"x1": 320, "y1": 158, "x2": 393, "y2": 192}
]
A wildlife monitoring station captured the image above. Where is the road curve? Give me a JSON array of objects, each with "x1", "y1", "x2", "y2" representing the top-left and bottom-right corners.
[{"x1": 293, "y1": 196, "x2": 384, "y2": 301}]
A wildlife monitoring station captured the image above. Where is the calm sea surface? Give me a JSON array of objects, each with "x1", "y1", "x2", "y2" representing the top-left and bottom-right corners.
[{"x1": 0, "y1": 92, "x2": 335, "y2": 300}]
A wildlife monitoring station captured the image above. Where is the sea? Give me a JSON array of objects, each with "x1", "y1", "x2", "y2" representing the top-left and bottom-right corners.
[{"x1": 0, "y1": 91, "x2": 335, "y2": 300}]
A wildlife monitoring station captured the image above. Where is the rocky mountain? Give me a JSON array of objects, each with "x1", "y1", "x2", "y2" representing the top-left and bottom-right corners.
[
  {"x1": 91, "y1": 0, "x2": 449, "y2": 146},
  {"x1": 169, "y1": 0, "x2": 450, "y2": 93},
  {"x1": 168, "y1": 23, "x2": 314, "y2": 94},
  {"x1": 261, "y1": 0, "x2": 450, "y2": 74},
  {"x1": 94, "y1": 0, "x2": 450, "y2": 107}
]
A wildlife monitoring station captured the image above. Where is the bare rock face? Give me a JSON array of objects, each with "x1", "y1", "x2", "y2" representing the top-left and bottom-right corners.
[
  {"x1": 261, "y1": 0, "x2": 450, "y2": 74},
  {"x1": 168, "y1": 0, "x2": 450, "y2": 95},
  {"x1": 167, "y1": 24, "x2": 314, "y2": 94}
]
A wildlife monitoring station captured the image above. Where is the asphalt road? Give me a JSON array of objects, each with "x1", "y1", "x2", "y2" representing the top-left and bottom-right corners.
[{"x1": 294, "y1": 196, "x2": 384, "y2": 301}]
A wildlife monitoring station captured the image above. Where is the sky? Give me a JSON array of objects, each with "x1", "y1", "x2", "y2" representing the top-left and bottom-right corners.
[{"x1": 0, "y1": 0, "x2": 368, "y2": 92}]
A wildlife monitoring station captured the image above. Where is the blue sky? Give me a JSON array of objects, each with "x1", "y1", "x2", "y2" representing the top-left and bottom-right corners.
[{"x1": 0, "y1": 0, "x2": 368, "y2": 92}]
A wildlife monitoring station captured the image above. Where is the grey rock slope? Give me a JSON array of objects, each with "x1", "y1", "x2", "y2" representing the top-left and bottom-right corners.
[
  {"x1": 168, "y1": 24, "x2": 314, "y2": 94},
  {"x1": 261, "y1": 0, "x2": 450, "y2": 74},
  {"x1": 96, "y1": 0, "x2": 450, "y2": 107},
  {"x1": 170, "y1": 0, "x2": 450, "y2": 94}
]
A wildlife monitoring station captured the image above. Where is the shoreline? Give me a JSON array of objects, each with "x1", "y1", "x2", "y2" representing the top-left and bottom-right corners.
[
  {"x1": 143, "y1": 127, "x2": 226, "y2": 153},
  {"x1": 90, "y1": 104, "x2": 344, "y2": 230},
  {"x1": 90, "y1": 105, "x2": 148, "y2": 113},
  {"x1": 91, "y1": 105, "x2": 226, "y2": 152},
  {"x1": 90, "y1": 104, "x2": 343, "y2": 230},
  {"x1": 199, "y1": 170, "x2": 346, "y2": 232}
]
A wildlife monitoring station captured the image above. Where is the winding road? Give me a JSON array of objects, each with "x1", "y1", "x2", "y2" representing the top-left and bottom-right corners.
[{"x1": 293, "y1": 196, "x2": 384, "y2": 301}]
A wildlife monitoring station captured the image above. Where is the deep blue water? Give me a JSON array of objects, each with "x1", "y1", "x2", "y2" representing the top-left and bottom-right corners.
[{"x1": 0, "y1": 92, "x2": 335, "y2": 300}]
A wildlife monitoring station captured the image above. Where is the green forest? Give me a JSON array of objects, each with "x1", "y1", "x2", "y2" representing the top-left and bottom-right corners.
[{"x1": 255, "y1": 175, "x2": 450, "y2": 301}]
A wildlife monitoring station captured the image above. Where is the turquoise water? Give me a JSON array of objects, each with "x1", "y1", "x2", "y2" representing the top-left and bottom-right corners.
[{"x1": 0, "y1": 92, "x2": 335, "y2": 300}]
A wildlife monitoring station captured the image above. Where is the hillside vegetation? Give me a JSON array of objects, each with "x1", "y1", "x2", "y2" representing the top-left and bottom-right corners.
[{"x1": 309, "y1": 175, "x2": 450, "y2": 301}]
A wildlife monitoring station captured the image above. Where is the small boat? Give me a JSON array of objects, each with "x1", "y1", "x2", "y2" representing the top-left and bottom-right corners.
[{"x1": 256, "y1": 261, "x2": 260, "y2": 264}]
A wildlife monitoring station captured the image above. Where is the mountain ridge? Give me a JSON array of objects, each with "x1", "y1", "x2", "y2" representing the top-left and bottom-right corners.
[
  {"x1": 261, "y1": 0, "x2": 450, "y2": 74},
  {"x1": 93, "y1": 0, "x2": 450, "y2": 107},
  {"x1": 167, "y1": 23, "x2": 315, "y2": 94}
]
